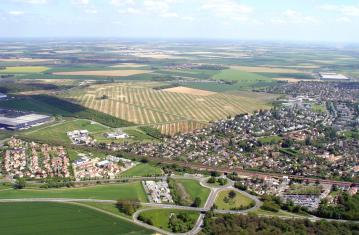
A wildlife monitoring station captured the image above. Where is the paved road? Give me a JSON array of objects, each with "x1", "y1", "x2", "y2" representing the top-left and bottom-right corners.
[{"x1": 0, "y1": 176, "x2": 356, "y2": 234}]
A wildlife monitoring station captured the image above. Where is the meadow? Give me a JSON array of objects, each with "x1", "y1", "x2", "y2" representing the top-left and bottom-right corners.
[
  {"x1": 0, "y1": 182, "x2": 148, "y2": 201},
  {"x1": 0, "y1": 202, "x2": 153, "y2": 235},
  {"x1": 215, "y1": 190, "x2": 254, "y2": 210},
  {"x1": 23, "y1": 119, "x2": 109, "y2": 144},
  {"x1": 138, "y1": 209, "x2": 199, "y2": 232},
  {"x1": 120, "y1": 163, "x2": 164, "y2": 177},
  {"x1": 172, "y1": 179, "x2": 210, "y2": 207}
]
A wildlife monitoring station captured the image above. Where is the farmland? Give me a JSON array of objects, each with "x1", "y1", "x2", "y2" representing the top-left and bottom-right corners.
[
  {"x1": 0, "y1": 66, "x2": 49, "y2": 73},
  {"x1": 0, "y1": 182, "x2": 148, "y2": 201},
  {"x1": 0, "y1": 202, "x2": 153, "y2": 235},
  {"x1": 63, "y1": 83, "x2": 271, "y2": 135},
  {"x1": 52, "y1": 70, "x2": 152, "y2": 77}
]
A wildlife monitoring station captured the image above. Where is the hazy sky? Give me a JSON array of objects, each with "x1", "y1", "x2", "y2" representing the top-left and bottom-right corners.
[{"x1": 1, "y1": 0, "x2": 359, "y2": 42}]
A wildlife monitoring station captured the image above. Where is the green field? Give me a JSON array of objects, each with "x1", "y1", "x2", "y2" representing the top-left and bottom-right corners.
[
  {"x1": 172, "y1": 179, "x2": 210, "y2": 207},
  {"x1": 0, "y1": 182, "x2": 148, "y2": 201},
  {"x1": 215, "y1": 190, "x2": 254, "y2": 210},
  {"x1": 23, "y1": 119, "x2": 108, "y2": 144},
  {"x1": 0, "y1": 66, "x2": 49, "y2": 73},
  {"x1": 139, "y1": 209, "x2": 199, "y2": 232},
  {"x1": 120, "y1": 163, "x2": 164, "y2": 177},
  {"x1": 0, "y1": 202, "x2": 153, "y2": 235},
  {"x1": 257, "y1": 135, "x2": 282, "y2": 145},
  {"x1": 311, "y1": 103, "x2": 326, "y2": 113}
]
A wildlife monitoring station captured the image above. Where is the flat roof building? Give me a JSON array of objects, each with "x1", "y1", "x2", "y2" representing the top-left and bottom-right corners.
[
  {"x1": 0, "y1": 110, "x2": 51, "y2": 130},
  {"x1": 319, "y1": 72, "x2": 349, "y2": 80}
]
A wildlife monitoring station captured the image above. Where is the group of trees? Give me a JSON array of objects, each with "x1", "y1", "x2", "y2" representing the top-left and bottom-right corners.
[
  {"x1": 139, "y1": 126, "x2": 165, "y2": 139},
  {"x1": 40, "y1": 178, "x2": 75, "y2": 189},
  {"x1": 201, "y1": 213, "x2": 359, "y2": 235},
  {"x1": 207, "y1": 177, "x2": 227, "y2": 186},
  {"x1": 115, "y1": 199, "x2": 140, "y2": 215},
  {"x1": 168, "y1": 212, "x2": 195, "y2": 233},
  {"x1": 317, "y1": 193, "x2": 359, "y2": 220}
]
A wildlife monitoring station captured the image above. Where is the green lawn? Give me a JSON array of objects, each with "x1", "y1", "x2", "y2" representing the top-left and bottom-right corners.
[
  {"x1": 139, "y1": 209, "x2": 199, "y2": 232},
  {"x1": 0, "y1": 66, "x2": 49, "y2": 73},
  {"x1": 23, "y1": 119, "x2": 108, "y2": 144},
  {"x1": 120, "y1": 163, "x2": 164, "y2": 177},
  {"x1": 212, "y1": 69, "x2": 275, "y2": 90},
  {"x1": 257, "y1": 135, "x2": 282, "y2": 145},
  {"x1": 78, "y1": 202, "x2": 133, "y2": 219},
  {"x1": 0, "y1": 182, "x2": 148, "y2": 202},
  {"x1": 215, "y1": 190, "x2": 254, "y2": 210},
  {"x1": 311, "y1": 103, "x2": 326, "y2": 113},
  {"x1": 0, "y1": 202, "x2": 153, "y2": 235},
  {"x1": 173, "y1": 179, "x2": 210, "y2": 207}
]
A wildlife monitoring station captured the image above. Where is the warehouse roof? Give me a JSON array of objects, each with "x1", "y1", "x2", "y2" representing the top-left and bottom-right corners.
[{"x1": 0, "y1": 114, "x2": 50, "y2": 126}]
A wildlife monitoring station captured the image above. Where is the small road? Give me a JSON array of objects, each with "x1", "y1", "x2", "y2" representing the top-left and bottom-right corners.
[{"x1": 0, "y1": 176, "x2": 356, "y2": 235}]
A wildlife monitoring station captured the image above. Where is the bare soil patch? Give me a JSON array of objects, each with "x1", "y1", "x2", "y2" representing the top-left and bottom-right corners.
[{"x1": 163, "y1": 86, "x2": 216, "y2": 96}]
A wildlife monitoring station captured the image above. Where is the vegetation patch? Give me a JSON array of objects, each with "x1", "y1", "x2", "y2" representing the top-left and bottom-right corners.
[
  {"x1": 168, "y1": 178, "x2": 210, "y2": 207},
  {"x1": 0, "y1": 182, "x2": 148, "y2": 201},
  {"x1": 0, "y1": 66, "x2": 49, "y2": 73},
  {"x1": 0, "y1": 202, "x2": 153, "y2": 235},
  {"x1": 214, "y1": 190, "x2": 255, "y2": 210},
  {"x1": 120, "y1": 163, "x2": 164, "y2": 177},
  {"x1": 138, "y1": 209, "x2": 199, "y2": 233}
]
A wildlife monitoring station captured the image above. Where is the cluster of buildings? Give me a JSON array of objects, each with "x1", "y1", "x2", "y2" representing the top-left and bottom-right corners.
[
  {"x1": 0, "y1": 109, "x2": 51, "y2": 130},
  {"x1": 2, "y1": 138, "x2": 70, "y2": 179},
  {"x1": 103, "y1": 81, "x2": 359, "y2": 181},
  {"x1": 143, "y1": 180, "x2": 173, "y2": 204},
  {"x1": 67, "y1": 130, "x2": 96, "y2": 145},
  {"x1": 72, "y1": 154, "x2": 134, "y2": 180}
]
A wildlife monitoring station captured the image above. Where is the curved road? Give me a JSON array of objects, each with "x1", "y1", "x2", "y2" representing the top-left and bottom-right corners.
[{"x1": 0, "y1": 176, "x2": 356, "y2": 234}]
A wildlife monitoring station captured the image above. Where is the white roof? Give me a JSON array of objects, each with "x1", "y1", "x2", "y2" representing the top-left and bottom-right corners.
[
  {"x1": 319, "y1": 72, "x2": 349, "y2": 80},
  {"x1": 0, "y1": 113, "x2": 50, "y2": 126}
]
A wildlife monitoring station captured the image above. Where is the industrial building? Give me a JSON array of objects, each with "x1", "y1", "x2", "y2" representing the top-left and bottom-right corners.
[
  {"x1": 0, "y1": 109, "x2": 51, "y2": 130},
  {"x1": 319, "y1": 72, "x2": 349, "y2": 81},
  {"x1": 0, "y1": 92, "x2": 7, "y2": 99}
]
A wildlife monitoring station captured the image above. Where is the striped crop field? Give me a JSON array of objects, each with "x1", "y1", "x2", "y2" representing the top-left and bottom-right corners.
[{"x1": 63, "y1": 83, "x2": 270, "y2": 135}]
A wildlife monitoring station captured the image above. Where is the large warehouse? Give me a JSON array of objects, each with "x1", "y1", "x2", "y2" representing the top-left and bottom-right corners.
[
  {"x1": 0, "y1": 110, "x2": 51, "y2": 130},
  {"x1": 319, "y1": 72, "x2": 349, "y2": 81}
]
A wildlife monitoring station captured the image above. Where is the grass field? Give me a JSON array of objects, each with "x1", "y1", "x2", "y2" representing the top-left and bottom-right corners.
[
  {"x1": 139, "y1": 209, "x2": 199, "y2": 232},
  {"x1": 0, "y1": 182, "x2": 148, "y2": 201},
  {"x1": 0, "y1": 66, "x2": 49, "y2": 73},
  {"x1": 0, "y1": 202, "x2": 153, "y2": 235},
  {"x1": 173, "y1": 179, "x2": 210, "y2": 207},
  {"x1": 23, "y1": 119, "x2": 108, "y2": 144},
  {"x1": 52, "y1": 70, "x2": 151, "y2": 77},
  {"x1": 215, "y1": 190, "x2": 254, "y2": 210},
  {"x1": 64, "y1": 83, "x2": 271, "y2": 135},
  {"x1": 120, "y1": 163, "x2": 164, "y2": 177},
  {"x1": 311, "y1": 103, "x2": 326, "y2": 113}
]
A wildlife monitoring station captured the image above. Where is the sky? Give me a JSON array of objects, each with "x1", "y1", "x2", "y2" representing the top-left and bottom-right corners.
[{"x1": 1, "y1": 0, "x2": 359, "y2": 42}]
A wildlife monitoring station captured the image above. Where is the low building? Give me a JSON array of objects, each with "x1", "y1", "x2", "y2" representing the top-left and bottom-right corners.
[
  {"x1": 319, "y1": 72, "x2": 349, "y2": 81},
  {"x1": 0, "y1": 109, "x2": 51, "y2": 130},
  {"x1": 0, "y1": 92, "x2": 7, "y2": 99}
]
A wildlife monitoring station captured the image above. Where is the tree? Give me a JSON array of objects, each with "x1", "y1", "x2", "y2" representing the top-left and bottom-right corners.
[
  {"x1": 13, "y1": 178, "x2": 26, "y2": 189},
  {"x1": 192, "y1": 197, "x2": 201, "y2": 207},
  {"x1": 228, "y1": 190, "x2": 236, "y2": 199},
  {"x1": 116, "y1": 199, "x2": 140, "y2": 215},
  {"x1": 207, "y1": 177, "x2": 216, "y2": 184}
]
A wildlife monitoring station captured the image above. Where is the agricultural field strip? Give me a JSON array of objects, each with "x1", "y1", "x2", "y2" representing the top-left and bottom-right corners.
[{"x1": 64, "y1": 84, "x2": 267, "y2": 132}]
